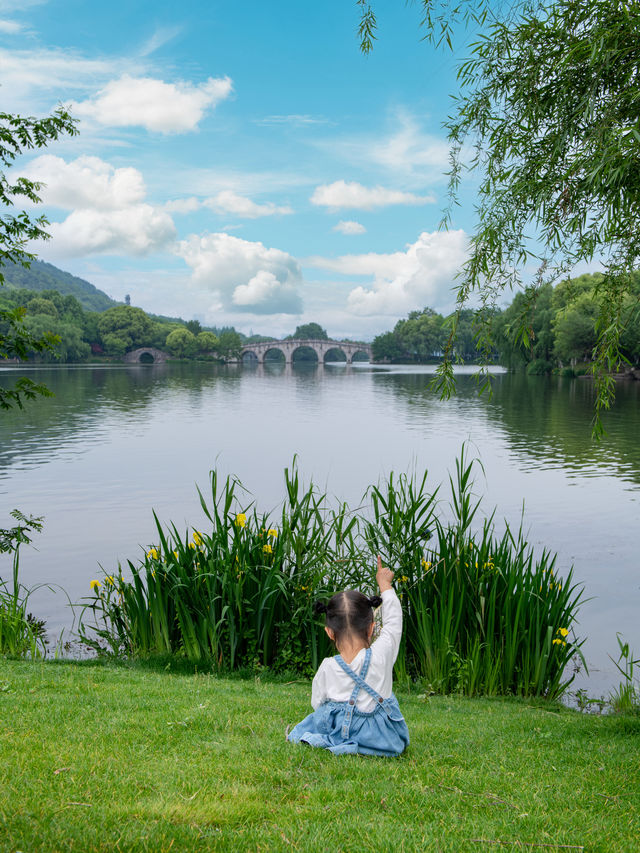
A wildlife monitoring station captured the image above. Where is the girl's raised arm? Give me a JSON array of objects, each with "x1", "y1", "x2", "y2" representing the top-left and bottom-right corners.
[{"x1": 376, "y1": 554, "x2": 394, "y2": 593}]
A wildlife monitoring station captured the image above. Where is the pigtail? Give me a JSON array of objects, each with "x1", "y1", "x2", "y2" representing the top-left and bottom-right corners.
[
  {"x1": 313, "y1": 600, "x2": 328, "y2": 616},
  {"x1": 368, "y1": 595, "x2": 383, "y2": 609}
]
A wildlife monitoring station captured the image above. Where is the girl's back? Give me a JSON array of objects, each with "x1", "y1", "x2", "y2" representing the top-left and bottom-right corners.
[{"x1": 310, "y1": 588, "x2": 402, "y2": 712}]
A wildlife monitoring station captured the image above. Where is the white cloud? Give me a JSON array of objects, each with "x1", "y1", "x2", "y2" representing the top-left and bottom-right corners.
[
  {"x1": 233, "y1": 270, "x2": 285, "y2": 306},
  {"x1": 48, "y1": 205, "x2": 176, "y2": 256},
  {"x1": 71, "y1": 74, "x2": 233, "y2": 133},
  {"x1": 308, "y1": 230, "x2": 468, "y2": 315},
  {"x1": 177, "y1": 232, "x2": 303, "y2": 314},
  {"x1": 163, "y1": 191, "x2": 293, "y2": 218},
  {"x1": 0, "y1": 0, "x2": 46, "y2": 9},
  {"x1": 314, "y1": 110, "x2": 450, "y2": 184},
  {"x1": 0, "y1": 48, "x2": 127, "y2": 104},
  {"x1": 255, "y1": 114, "x2": 330, "y2": 127},
  {"x1": 138, "y1": 25, "x2": 183, "y2": 57},
  {"x1": 22, "y1": 154, "x2": 146, "y2": 210},
  {"x1": 21, "y1": 154, "x2": 175, "y2": 256},
  {"x1": 333, "y1": 220, "x2": 366, "y2": 235},
  {"x1": 368, "y1": 111, "x2": 450, "y2": 174},
  {"x1": 204, "y1": 190, "x2": 293, "y2": 219},
  {"x1": 0, "y1": 18, "x2": 22, "y2": 32},
  {"x1": 164, "y1": 197, "x2": 201, "y2": 215},
  {"x1": 311, "y1": 180, "x2": 435, "y2": 211}
]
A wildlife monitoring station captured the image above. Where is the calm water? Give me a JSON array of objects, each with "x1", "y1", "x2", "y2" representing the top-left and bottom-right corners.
[{"x1": 1, "y1": 362, "x2": 639, "y2": 696}]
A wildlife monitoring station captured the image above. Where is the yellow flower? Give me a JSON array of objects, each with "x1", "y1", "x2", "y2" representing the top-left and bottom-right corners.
[
  {"x1": 263, "y1": 543, "x2": 273, "y2": 555},
  {"x1": 552, "y1": 638, "x2": 566, "y2": 646},
  {"x1": 193, "y1": 530, "x2": 203, "y2": 546},
  {"x1": 399, "y1": 575, "x2": 409, "y2": 583},
  {"x1": 421, "y1": 560, "x2": 432, "y2": 571},
  {"x1": 173, "y1": 550, "x2": 178, "y2": 559},
  {"x1": 235, "y1": 513, "x2": 247, "y2": 528},
  {"x1": 267, "y1": 528, "x2": 278, "y2": 538},
  {"x1": 147, "y1": 548, "x2": 159, "y2": 560},
  {"x1": 90, "y1": 580, "x2": 101, "y2": 590},
  {"x1": 151, "y1": 569, "x2": 156, "y2": 579},
  {"x1": 105, "y1": 576, "x2": 114, "y2": 586},
  {"x1": 558, "y1": 627, "x2": 569, "y2": 638}
]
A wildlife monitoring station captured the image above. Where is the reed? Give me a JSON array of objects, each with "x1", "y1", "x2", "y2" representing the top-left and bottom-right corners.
[
  {"x1": 79, "y1": 451, "x2": 585, "y2": 698},
  {"x1": 0, "y1": 545, "x2": 47, "y2": 658}
]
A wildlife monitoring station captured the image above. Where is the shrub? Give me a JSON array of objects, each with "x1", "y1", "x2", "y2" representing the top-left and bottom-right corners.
[{"x1": 527, "y1": 359, "x2": 553, "y2": 375}]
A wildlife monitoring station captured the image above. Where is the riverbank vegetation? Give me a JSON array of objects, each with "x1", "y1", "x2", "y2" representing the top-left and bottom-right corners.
[
  {"x1": 78, "y1": 453, "x2": 584, "y2": 700},
  {"x1": 371, "y1": 273, "x2": 640, "y2": 376},
  {"x1": 1, "y1": 658, "x2": 639, "y2": 852}
]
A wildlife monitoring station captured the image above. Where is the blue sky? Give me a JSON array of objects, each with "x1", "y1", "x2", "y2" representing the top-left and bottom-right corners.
[{"x1": 2, "y1": 0, "x2": 480, "y2": 339}]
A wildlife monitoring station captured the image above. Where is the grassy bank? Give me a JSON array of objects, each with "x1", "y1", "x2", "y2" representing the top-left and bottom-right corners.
[{"x1": 1, "y1": 659, "x2": 638, "y2": 852}]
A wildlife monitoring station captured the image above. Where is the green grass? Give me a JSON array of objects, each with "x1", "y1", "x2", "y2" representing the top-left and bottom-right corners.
[{"x1": 1, "y1": 659, "x2": 638, "y2": 852}]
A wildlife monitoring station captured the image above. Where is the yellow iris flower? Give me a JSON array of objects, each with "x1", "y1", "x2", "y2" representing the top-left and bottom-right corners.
[
  {"x1": 90, "y1": 580, "x2": 101, "y2": 590},
  {"x1": 263, "y1": 543, "x2": 273, "y2": 554},
  {"x1": 147, "y1": 548, "x2": 159, "y2": 560},
  {"x1": 235, "y1": 513, "x2": 247, "y2": 528}
]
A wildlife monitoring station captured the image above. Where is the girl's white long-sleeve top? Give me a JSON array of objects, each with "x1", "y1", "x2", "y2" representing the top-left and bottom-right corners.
[{"x1": 310, "y1": 588, "x2": 403, "y2": 713}]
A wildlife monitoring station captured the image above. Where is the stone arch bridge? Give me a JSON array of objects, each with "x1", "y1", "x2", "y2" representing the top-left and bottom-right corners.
[{"x1": 241, "y1": 338, "x2": 372, "y2": 365}]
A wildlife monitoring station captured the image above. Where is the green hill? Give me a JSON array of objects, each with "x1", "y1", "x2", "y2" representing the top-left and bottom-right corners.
[{"x1": 1, "y1": 258, "x2": 119, "y2": 312}]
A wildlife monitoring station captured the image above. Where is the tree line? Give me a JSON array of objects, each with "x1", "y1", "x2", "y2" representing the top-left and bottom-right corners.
[
  {"x1": 0, "y1": 287, "x2": 244, "y2": 363},
  {"x1": 372, "y1": 273, "x2": 640, "y2": 374}
]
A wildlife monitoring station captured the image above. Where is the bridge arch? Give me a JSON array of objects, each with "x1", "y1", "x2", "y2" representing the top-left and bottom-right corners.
[
  {"x1": 291, "y1": 344, "x2": 319, "y2": 363},
  {"x1": 123, "y1": 347, "x2": 169, "y2": 364}
]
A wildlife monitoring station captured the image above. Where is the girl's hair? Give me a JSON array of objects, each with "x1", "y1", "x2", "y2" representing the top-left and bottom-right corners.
[{"x1": 314, "y1": 590, "x2": 383, "y2": 648}]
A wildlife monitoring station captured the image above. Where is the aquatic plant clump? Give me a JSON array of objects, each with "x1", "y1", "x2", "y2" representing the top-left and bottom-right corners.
[
  {"x1": 0, "y1": 512, "x2": 48, "y2": 659},
  {"x1": 79, "y1": 452, "x2": 585, "y2": 698}
]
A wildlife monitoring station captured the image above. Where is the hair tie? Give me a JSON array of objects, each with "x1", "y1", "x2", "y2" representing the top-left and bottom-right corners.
[
  {"x1": 313, "y1": 600, "x2": 328, "y2": 616},
  {"x1": 368, "y1": 595, "x2": 383, "y2": 609}
]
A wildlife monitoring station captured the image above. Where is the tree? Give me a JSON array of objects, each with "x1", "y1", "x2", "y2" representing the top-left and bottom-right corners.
[
  {"x1": 216, "y1": 329, "x2": 243, "y2": 360},
  {"x1": 26, "y1": 297, "x2": 58, "y2": 317},
  {"x1": 289, "y1": 322, "x2": 328, "y2": 340},
  {"x1": 396, "y1": 309, "x2": 446, "y2": 361},
  {"x1": 0, "y1": 107, "x2": 78, "y2": 408},
  {"x1": 553, "y1": 293, "x2": 600, "y2": 365},
  {"x1": 358, "y1": 0, "x2": 640, "y2": 431},
  {"x1": 165, "y1": 327, "x2": 197, "y2": 358},
  {"x1": 196, "y1": 330, "x2": 219, "y2": 353},
  {"x1": 372, "y1": 331, "x2": 407, "y2": 362},
  {"x1": 97, "y1": 306, "x2": 156, "y2": 355}
]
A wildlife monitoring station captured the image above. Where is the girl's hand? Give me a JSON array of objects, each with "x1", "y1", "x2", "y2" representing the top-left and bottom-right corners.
[{"x1": 376, "y1": 555, "x2": 394, "y2": 592}]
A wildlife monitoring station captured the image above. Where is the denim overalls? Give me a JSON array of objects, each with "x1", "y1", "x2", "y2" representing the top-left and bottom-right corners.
[{"x1": 287, "y1": 647, "x2": 409, "y2": 756}]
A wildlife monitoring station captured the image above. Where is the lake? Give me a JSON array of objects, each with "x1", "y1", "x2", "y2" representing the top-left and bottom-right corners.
[{"x1": 1, "y1": 361, "x2": 638, "y2": 698}]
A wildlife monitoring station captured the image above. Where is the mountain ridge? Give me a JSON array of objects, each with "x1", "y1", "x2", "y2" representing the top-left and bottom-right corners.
[{"x1": 1, "y1": 258, "x2": 120, "y2": 312}]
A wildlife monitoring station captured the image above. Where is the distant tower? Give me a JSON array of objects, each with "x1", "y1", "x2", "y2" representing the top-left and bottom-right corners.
[{"x1": 125, "y1": 294, "x2": 131, "y2": 306}]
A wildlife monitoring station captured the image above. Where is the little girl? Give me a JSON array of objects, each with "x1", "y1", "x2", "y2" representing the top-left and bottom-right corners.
[{"x1": 287, "y1": 556, "x2": 409, "y2": 756}]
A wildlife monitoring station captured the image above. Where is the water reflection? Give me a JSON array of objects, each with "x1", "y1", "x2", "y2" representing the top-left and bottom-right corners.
[{"x1": 372, "y1": 369, "x2": 640, "y2": 487}]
